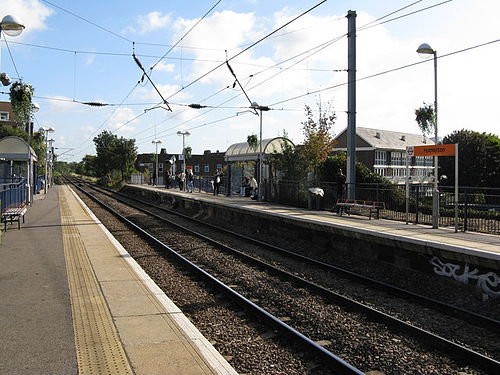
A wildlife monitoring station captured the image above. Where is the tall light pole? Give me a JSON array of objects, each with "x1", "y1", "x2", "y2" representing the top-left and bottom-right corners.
[
  {"x1": 41, "y1": 126, "x2": 55, "y2": 194},
  {"x1": 0, "y1": 15, "x2": 25, "y2": 86},
  {"x1": 48, "y1": 138, "x2": 55, "y2": 188},
  {"x1": 417, "y1": 42, "x2": 439, "y2": 228},
  {"x1": 151, "y1": 139, "x2": 161, "y2": 186},
  {"x1": 177, "y1": 131, "x2": 190, "y2": 175},
  {"x1": 251, "y1": 102, "x2": 270, "y2": 202}
]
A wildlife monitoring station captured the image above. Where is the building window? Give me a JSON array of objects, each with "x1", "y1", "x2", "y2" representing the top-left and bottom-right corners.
[
  {"x1": 158, "y1": 163, "x2": 164, "y2": 172},
  {"x1": 415, "y1": 156, "x2": 425, "y2": 166},
  {"x1": 0, "y1": 112, "x2": 9, "y2": 121},
  {"x1": 374, "y1": 167, "x2": 386, "y2": 176},
  {"x1": 204, "y1": 165, "x2": 210, "y2": 173},
  {"x1": 375, "y1": 151, "x2": 386, "y2": 166},
  {"x1": 216, "y1": 163, "x2": 222, "y2": 170},
  {"x1": 194, "y1": 165, "x2": 200, "y2": 173},
  {"x1": 425, "y1": 156, "x2": 433, "y2": 166},
  {"x1": 391, "y1": 152, "x2": 403, "y2": 166}
]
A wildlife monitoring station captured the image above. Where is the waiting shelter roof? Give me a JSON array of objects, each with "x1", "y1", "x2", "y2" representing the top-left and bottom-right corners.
[
  {"x1": 0, "y1": 136, "x2": 38, "y2": 162},
  {"x1": 224, "y1": 137, "x2": 294, "y2": 162}
]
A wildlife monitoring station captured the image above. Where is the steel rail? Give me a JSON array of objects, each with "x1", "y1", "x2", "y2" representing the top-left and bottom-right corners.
[
  {"x1": 82, "y1": 178, "x2": 500, "y2": 333},
  {"x1": 67, "y1": 177, "x2": 366, "y2": 375},
  {"x1": 69, "y1": 177, "x2": 500, "y2": 374}
]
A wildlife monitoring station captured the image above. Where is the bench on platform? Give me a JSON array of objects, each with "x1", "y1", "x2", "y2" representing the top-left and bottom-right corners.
[
  {"x1": 2, "y1": 202, "x2": 28, "y2": 230},
  {"x1": 335, "y1": 199, "x2": 385, "y2": 220}
]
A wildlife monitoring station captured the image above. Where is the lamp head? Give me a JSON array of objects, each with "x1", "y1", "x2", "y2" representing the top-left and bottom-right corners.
[
  {"x1": 0, "y1": 15, "x2": 25, "y2": 37},
  {"x1": 417, "y1": 43, "x2": 435, "y2": 57},
  {"x1": 31, "y1": 102, "x2": 40, "y2": 113},
  {"x1": 48, "y1": 127, "x2": 55, "y2": 133},
  {"x1": 0, "y1": 73, "x2": 12, "y2": 86}
]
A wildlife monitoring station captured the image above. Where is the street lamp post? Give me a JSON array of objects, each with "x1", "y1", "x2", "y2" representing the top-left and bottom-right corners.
[
  {"x1": 48, "y1": 138, "x2": 55, "y2": 188},
  {"x1": 151, "y1": 139, "x2": 161, "y2": 186},
  {"x1": 417, "y1": 42, "x2": 439, "y2": 229},
  {"x1": 0, "y1": 15, "x2": 25, "y2": 86},
  {"x1": 177, "y1": 131, "x2": 190, "y2": 176},
  {"x1": 250, "y1": 102, "x2": 270, "y2": 202},
  {"x1": 41, "y1": 126, "x2": 55, "y2": 194}
]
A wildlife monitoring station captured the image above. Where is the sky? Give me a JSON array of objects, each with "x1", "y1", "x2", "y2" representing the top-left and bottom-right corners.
[{"x1": 1, "y1": 0, "x2": 499, "y2": 162}]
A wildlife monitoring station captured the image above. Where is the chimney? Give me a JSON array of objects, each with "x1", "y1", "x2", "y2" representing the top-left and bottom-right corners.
[
  {"x1": 400, "y1": 135, "x2": 406, "y2": 141},
  {"x1": 375, "y1": 132, "x2": 381, "y2": 139}
]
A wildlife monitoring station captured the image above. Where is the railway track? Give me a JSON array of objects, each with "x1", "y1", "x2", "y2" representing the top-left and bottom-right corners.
[{"x1": 66, "y1": 176, "x2": 500, "y2": 375}]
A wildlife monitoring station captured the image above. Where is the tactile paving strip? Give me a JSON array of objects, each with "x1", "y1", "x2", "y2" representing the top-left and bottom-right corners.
[{"x1": 59, "y1": 188, "x2": 134, "y2": 375}]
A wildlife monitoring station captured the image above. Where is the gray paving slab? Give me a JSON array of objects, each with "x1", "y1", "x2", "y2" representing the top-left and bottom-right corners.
[{"x1": 0, "y1": 187, "x2": 77, "y2": 375}]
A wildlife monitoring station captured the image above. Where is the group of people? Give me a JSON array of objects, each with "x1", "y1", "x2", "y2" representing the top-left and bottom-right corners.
[
  {"x1": 241, "y1": 175, "x2": 258, "y2": 200},
  {"x1": 164, "y1": 169, "x2": 194, "y2": 193}
]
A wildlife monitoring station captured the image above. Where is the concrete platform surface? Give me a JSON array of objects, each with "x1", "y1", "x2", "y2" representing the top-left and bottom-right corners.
[{"x1": 0, "y1": 185, "x2": 237, "y2": 375}]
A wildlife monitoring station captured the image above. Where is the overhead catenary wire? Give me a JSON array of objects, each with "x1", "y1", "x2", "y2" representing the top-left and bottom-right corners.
[
  {"x1": 1, "y1": 35, "x2": 22, "y2": 80},
  {"x1": 149, "y1": 0, "x2": 222, "y2": 72},
  {"x1": 40, "y1": 0, "x2": 134, "y2": 44},
  {"x1": 138, "y1": 36, "x2": 500, "y2": 146},
  {"x1": 164, "y1": 0, "x2": 328, "y2": 102},
  {"x1": 269, "y1": 37, "x2": 500, "y2": 107}
]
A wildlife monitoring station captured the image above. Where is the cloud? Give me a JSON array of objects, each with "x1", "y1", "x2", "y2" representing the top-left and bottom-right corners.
[
  {"x1": 2, "y1": 0, "x2": 53, "y2": 37},
  {"x1": 108, "y1": 107, "x2": 138, "y2": 133},
  {"x1": 154, "y1": 62, "x2": 175, "y2": 72},
  {"x1": 46, "y1": 95, "x2": 82, "y2": 113},
  {"x1": 125, "y1": 11, "x2": 172, "y2": 35}
]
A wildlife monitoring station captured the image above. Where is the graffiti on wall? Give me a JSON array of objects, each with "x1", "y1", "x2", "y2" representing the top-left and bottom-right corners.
[{"x1": 430, "y1": 256, "x2": 500, "y2": 298}]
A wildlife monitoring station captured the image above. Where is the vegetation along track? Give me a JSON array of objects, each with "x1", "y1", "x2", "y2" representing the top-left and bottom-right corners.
[{"x1": 67, "y1": 177, "x2": 500, "y2": 375}]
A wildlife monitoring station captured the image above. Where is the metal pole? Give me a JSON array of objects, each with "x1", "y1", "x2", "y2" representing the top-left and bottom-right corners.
[
  {"x1": 454, "y1": 143, "x2": 458, "y2": 233},
  {"x1": 155, "y1": 142, "x2": 159, "y2": 186},
  {"x1": 432, "y1": 51, "x2": 439, "y2": 228},
  {"x1": 405, "y1": 150, "x2": 410, "y2": 224},
  {"x1": 44, "y1": 131, "x2": 48, "y2": 194},
  {"x1": 182, "y1": 134, "x2": 186, "y2": 175},
  {"x1": 346, "y1": 10, "x2": 357, "y2": 200},
  {"x1": 258, "y1": 109, "x2": 263, "y2": 202}
]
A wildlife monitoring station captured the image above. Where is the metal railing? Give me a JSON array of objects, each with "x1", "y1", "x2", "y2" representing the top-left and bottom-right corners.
[
  {"x1": 262, "y1": 179, "x2": 500, "y2": 234},
  {"x1": 0, "y1": 179, "x2": 27, "y2": 213}
]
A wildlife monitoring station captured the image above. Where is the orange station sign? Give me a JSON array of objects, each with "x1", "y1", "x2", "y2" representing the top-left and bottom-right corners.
[{"x1": 406, "y1": 143, "x2": 457, "y2": 157}]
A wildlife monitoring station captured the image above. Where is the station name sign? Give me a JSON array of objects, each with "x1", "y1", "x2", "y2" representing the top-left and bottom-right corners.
[{"x1": 406, "y1": 143, "x2": 457, "y2": 157}]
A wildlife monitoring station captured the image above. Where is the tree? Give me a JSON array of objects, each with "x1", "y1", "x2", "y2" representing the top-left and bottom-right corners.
[
  {"x1": 93, "y1": 131, "x2": 137, "y2": 183},
  {"x1": 415, "y1": 103, "x2": 436, "y2": 137},
  {"x1": 300, "y1": 101, "x2": 336, "y2": 176},
  {"x1": 440, "y1": 129, "x2": 500, "y2": 188},
  {"x1": 268, "y1": 139, "x2": 307, "y2": 180}
]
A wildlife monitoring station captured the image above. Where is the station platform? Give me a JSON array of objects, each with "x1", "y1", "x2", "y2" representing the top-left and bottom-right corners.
[
  {"x1": 0, "y1": 185, "x2": 237, "y2": 375},
  {"x1": 131, "y1": 184, "x2": 500, "y2": 270}
]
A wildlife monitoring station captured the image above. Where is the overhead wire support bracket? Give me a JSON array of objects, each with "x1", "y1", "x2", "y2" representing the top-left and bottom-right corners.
[
  {"x1": 133, "y1": 52, "x2": 172, "y2": 111},
  {"x1": 225, "y1": 58, "x2": 258, "y2": 115}
]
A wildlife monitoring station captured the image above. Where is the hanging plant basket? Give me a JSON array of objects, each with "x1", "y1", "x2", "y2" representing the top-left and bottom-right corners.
[{"x1": 10, "y1": 82, "x2": 34, "y2": 125}]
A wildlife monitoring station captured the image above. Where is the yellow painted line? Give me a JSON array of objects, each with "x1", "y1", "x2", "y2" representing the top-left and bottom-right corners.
[{"x1": 59, "y1": 187, "x2": 134, "y2": 375}]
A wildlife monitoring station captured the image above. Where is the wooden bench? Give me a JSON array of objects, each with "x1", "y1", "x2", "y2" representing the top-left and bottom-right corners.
[
  {"x1": 2, "y1": 203, "x2": 28, "y2": 230},
  {"x1": 335, "y1": 199, "x2": 385, "y2": 220}
]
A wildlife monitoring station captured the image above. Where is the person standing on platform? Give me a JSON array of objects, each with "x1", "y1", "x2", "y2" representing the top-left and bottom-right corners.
[
  {"x1": 165, "y1": 171, "x2": 171, "y2": 189},
  {"x1": 335, "y1": 168, "x2": 346, "y2": 201},
  {"x1": 186, "y1": 169, "x2": 194, "y2": 193},
  {"x1": 179, "y1": 171, "x2": 186, "y2": 191},
  {"x1": 213, "y1": 168, "x2": 223, "y2": 196},
  {"x1": 248, "y1": 175, "x2": 258, "y2": 200}
]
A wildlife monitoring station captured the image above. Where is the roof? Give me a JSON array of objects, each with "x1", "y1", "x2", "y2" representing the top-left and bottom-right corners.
[
  {"x1": 335, "y1": 127, "x2": 434, "y2": 151},
  {"x1": 225, "y1": 137, "x2": 294, "y2": 162},
  {"x1": 0, "y1": 136, "x2": 38, "y2": 161}
]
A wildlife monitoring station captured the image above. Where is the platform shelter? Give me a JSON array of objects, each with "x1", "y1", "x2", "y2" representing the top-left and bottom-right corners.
[{"x1": 0, "y1": 136, "x2": 38, "y2": 205}]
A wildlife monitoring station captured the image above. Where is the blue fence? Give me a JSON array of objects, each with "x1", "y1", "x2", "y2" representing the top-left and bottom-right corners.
[{"x1": 0, "y1": 179, "x2": 27, "y2": 213}]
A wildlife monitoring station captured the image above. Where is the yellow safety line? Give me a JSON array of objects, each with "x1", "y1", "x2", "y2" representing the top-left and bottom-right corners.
[{"x1": 59, "y1": 187, "x2": 134, "y2": 375}]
